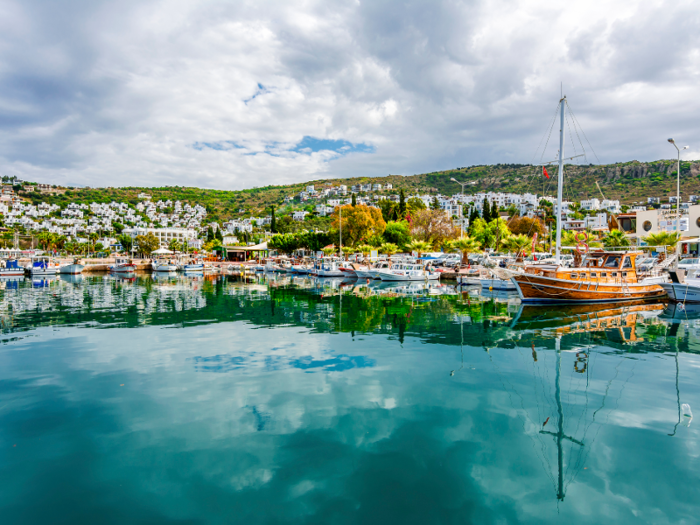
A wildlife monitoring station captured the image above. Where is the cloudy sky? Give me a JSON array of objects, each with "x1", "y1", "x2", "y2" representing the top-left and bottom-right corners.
[{"x1": 0, "y1": 0, "x2": 698, "y2": 190}]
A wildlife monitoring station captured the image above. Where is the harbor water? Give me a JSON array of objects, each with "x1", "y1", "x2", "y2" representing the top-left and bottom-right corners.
[{"x1": 0, "y1": 273, "x2": 698, "y2": 524}]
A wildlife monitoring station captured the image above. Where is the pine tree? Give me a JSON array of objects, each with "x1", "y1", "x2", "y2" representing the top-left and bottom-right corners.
[
  {"x1": 206, "y1": 226, "x2": 214, "y2": 242},
  {"x1": 351, "y1": 193, "x2": 357, "y2": 207},
  {"x1": 431, "y1": 197, "x2": 440, "y2": 210}
]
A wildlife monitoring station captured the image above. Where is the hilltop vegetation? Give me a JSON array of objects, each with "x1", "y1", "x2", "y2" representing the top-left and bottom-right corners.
[{"x1": 18, "y1": 159, "x2": 700, "y2": 222}]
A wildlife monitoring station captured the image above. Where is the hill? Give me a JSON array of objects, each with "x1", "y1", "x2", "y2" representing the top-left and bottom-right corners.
[{"x1": 18, "y1": 159, "x2": 700, "y2": 222}]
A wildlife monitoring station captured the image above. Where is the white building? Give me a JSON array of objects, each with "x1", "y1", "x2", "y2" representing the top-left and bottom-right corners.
[{"x1": 123, "y1": 227, "x2": 197, "y2": 248}]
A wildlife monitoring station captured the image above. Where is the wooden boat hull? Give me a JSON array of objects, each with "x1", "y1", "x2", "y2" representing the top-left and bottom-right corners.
[{"x1": 511, "y1": 274, "x2": 666, "y2": 304}]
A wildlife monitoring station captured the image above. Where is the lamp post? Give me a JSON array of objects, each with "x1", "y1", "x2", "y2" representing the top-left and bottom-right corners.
[{"x1": 668, "y1": 138, "x2": 689, "y2": 257}]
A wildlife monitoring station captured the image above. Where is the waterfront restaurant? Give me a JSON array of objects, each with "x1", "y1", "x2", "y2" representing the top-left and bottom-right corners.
[{"x1": 223, "y1": 241, "x2": 268, "y2": 262}]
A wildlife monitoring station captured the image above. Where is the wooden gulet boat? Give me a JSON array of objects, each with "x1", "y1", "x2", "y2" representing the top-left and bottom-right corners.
[{"x1": 508, "y1": 95, "x2": 665, "y2": 304}]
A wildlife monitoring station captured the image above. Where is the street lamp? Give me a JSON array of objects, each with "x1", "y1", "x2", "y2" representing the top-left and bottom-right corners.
[
  {"x1": 668, "y1": 139, "x2": 689, "y2": 228},
  {"x1": 668, "y1": 138, "x2": 689, "y2": 258}
]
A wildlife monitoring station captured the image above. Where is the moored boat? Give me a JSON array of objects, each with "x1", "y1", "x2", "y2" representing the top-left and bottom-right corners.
[
  {"x1": 110, "y1": 256, "x2": 136, "y2": 274},
  {"x1": 27, "y1": 256, "x2": 59, "y2": 276},
  {"x1": 59, "y1": 258, "x2": 85, "y2": 275},
  {"x1": 0, "y1": 259, "x2": 25, "y2": 277}
]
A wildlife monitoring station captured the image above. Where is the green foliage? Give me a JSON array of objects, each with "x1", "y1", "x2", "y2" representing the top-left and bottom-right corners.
[
  {"x1": 603, "y1": 229, "x2": 631, "y2": 248},
  {"x1": 135, "y1": 233, "x2": 160, "y2": 256},
  {"x1": 383, "y1": 220, "x2": 411, "y2": 250},
  {"x1": 470, "y1": 218, "x2": 511, "y2": 249}
]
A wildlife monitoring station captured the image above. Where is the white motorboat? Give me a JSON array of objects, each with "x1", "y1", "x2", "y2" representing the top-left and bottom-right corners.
[
  {"x1": 660, "y1": 269, "x2": 700, "y2": 303},
  {"x1": 0, "y1": 259, "x2": 26, "y2": 277},
  {"x1": 26, "y1": 256, "x2": 59, "y2": 276},
  {"x1": 375, "y1": 263, "x2": 440, "y2": 281},
  {"x1": 152, "y1": 259, "x2": 178, "y2": 272},
  {"x1": 338, "y1": 261, "x2": 357, "y2": 277},
  {"x1": 110, "y1": 257, "x2": 136, "y2": 274},
  {"x1": 366, "y1": 261, "x2": 392, "y2": 279},
  {"x1": 59, "y1": 258, "x2": 84, "y2": 275},
  {"x1": 316, "y1": 260, "x2": 345, "y2": 278},
  {"x1": 183, "y1": 263, "x2": 204, "y2": 271}
]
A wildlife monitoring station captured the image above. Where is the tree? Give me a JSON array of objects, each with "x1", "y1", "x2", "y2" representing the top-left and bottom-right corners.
[
  {"x1": 206, "y1": 226, "x2": 214, "y2": 242},
  {"x1": 322, "y1": 247, "x2": 335, "y2": 256},
  {"x1": 168, "y1": 239, "x2": 181, "y2": 252},
  {"x1": 603, "y1": 229, "x2": 631, "y2": 248},
  {"x1": 357, "y1": 244, "x2": 373, "y2": 257},
  {"x1": 398, "y1": 189, "x2": 406, "y2": 218},
  {"x1": 406, "y1": 197, "x2": 427, "y2": 217},
  {"x1": 379, "y1": 243, "x2": 399, "y2": 255},
  {"x1": 482, "y1": 198, "x2": 491, "y2": 222},
  {"x1": 379, "y1": 199, "x2": 397, "y2": 222},
  {"x1": 643, "y1": 231, "x2": 680, "y2": 250},
  {"x1": 507, "y1": 216, "x2": 545, "y2": 237},
  {"x1": 341, "y1": 246, "x2": 354, "y2": 259},
  {"x1": 268, "y1": 233, "x2": 300, "y2": 254},
  {"x1": 467, "y1": 207, "x2": 480, "y2": 234},
  {"x1": 117, "y1": 234, "x2": 133, "y2": 253},
  {"x1": 470, "y1": 217, "x2": 511, "y2": 249},
  {"x1": 270, "y1": 206, "x2": 277, "y2": 233},
  {"x1": 446, "y1": 236, "x2": 480, "y2": 265},
  {"x1": 409, "y1": 209, "x2": 459, "y2": 246},
  {"x1": 406, "y1": 240, "x2": 433, "y2": 256},
  {"x1": 501, "y1": 234, "x2": 532, "y2": 255},
  {"x1": 383, "y1": 220, "x2": 411, "y2": 250},
  {"x1": 351, "y1": 193, "x2": 357, "y2": 207},
  {"x1": 331, "y1": 204, "x2": 386, "y2": 248},
  {"x1": 430, "y1": 196, "x2": 441, "y2": 210},
  {"x1": 135, "y1": 233, "x2": 160, "y2": 256}
]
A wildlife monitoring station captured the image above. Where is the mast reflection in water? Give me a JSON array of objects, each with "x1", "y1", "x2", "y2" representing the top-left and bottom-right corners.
[{"x1": 0, "y1": 274, "x2": 698, "y2": 524}]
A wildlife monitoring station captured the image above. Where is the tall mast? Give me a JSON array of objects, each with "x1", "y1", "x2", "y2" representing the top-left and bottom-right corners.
[
  {"x1": 555, "y1": 97, "x2": 566, "y2": 265},
  {"x1": 339, "y1": 205, "x2": 343, "y2": 258}
]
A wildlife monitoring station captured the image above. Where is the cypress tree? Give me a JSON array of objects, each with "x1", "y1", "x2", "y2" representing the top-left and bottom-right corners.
[
  {"x1": 482, "y1": 198, "x2": 491, "y2": 222},
  {"x1": 351, "y1": 193, "x2": 357, "y2": 207},
  {"x1": 398, "y1": 189, "x2": 406, "y2": 218},
  {"x1": 270, "y1": 206, "x2": 276, "y2": 233}
]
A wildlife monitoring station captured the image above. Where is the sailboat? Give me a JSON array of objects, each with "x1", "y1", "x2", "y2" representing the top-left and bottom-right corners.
[{"x1": 509, "y1": 96, "x2": 666, "y2": 304}]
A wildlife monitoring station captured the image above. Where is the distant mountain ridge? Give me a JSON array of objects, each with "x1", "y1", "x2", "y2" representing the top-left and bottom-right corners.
[{"x1": 19, "y1": 159, "x2": 700, "y2": 222}]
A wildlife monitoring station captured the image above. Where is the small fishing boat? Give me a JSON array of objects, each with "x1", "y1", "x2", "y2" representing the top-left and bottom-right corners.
[
  {"x1": 26, "y1": 256, "x2": 59, "y2": 276},
  {"x1": 0, "y1": 259, "x2": 26, "y2": 277},
  {"x1": 152, "y1": 260, "x2": 178, "y2": 272},
  {"x1": 110, "y1": 256, "x2": 136, "y2": 274},
  {"x1": 59, "y1": 258, "x2": 85, "y2": 275},
  {"x1": 316, "y1": 259, "x2": 345, "y2": 278}
]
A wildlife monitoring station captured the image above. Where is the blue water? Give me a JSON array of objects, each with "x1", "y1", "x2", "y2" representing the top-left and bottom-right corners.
[{"x1": 0, "y1": 274, "x2": 698, "y2": 524}]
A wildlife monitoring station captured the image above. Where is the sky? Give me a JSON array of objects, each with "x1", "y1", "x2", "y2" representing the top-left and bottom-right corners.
[{"x1": 0, "y1": 0, "x2": 698, "y2": 190}]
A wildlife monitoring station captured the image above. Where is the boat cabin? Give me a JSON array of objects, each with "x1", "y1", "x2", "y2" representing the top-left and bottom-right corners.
[{"x1": 525, "y1": 251, "x2": 643, "y2": 284}]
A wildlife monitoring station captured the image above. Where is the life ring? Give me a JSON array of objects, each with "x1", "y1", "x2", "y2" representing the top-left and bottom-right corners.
[{"x1": 575, "y1": 232, "x2": 589, "y2": 257}]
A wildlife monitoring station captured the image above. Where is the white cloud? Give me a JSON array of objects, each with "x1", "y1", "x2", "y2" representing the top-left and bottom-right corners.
[{"x1": 0, "y1": 0, "x2": 698, "y2": 189}]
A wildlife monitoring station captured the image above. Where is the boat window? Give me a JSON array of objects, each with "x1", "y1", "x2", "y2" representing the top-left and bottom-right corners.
[
  {"x1": 601, "y1": 272, "x2": 607, "y2": 277},
  {"x1": 612, "y1": 272, "x2": 618, "y2": 277},
  {"x1": 622, "y1": 257, "x2": 632, "y2": 268},
  {"x1": 570, "y1": 273, "x2": 577, "y2": 279},
  {"x1": 622, "y1": 272, "x2": 628, "y2": 277},
  {"x1": 603, "y1": 256, "x2": 621, "y2": 268},
  {"x1": 591, "y1": 272, "x2": 597, "y2": 277}
]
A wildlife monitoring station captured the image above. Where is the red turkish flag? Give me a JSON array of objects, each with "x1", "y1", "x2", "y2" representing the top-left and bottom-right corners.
[{"x1": 543, "y1": 167, "x2": 550, "y2": 179}]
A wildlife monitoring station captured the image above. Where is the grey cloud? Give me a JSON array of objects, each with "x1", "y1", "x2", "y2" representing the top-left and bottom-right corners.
[{"x1": 0, "y1": 0, "x2": 698, "y2": 188}]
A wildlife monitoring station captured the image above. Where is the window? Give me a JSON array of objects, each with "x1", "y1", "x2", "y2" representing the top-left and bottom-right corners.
[
  {"x1": 612, "y1": 272, "x2": 618, "y2": 277},
  {"x1": 591, "y1": 272, "x2": 597, "y2": 277},
  {"x1": 570, "y1": 273, "x2": 577, "y2": 279},
  {"x1": 622, "y1": 257, "x2": 632, "y2": 268},
  {"x1": 604, "y1": 256, "x2": 621, "y2": 268},
  {"x1": 622, "y1": 272, "x2": 628, "y2": 277}
]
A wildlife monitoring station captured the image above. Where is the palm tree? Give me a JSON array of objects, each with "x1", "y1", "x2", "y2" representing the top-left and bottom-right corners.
[
  {"x1": 406, "y1": 240, "x2": 433, "y2": 257},
  {"x1": 168, "y1": 239, "x2": 181, "y2": 252},
  {"x1": 643, "y1": 231, "x2": 680, "y2": 251},
  {"x1": 322, "y1": 247, "x2": 335, "y2": 257},
  {"x1": 357, "y1": 244, "x2": 373, "y2": 257},
  {"x1": 341, "y1": 246, "x2": 354, "y2": 259},
  {"x1": 501, "y1": 234, "x2": 533, "y2": 256},
  {"x1": 446, "y1": 236, "x2": 481, "y2": 265},
  {"x1": 603, "y1": 229, "x2": 631, "y2": 248},
  {"x1": 379, "y1": 243, "x2": 398, "y2": 256}
]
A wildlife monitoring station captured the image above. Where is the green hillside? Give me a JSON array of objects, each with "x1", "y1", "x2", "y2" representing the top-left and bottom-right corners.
[{"x1": 19, "y1": 159, "x2": 700, "y2": 222}]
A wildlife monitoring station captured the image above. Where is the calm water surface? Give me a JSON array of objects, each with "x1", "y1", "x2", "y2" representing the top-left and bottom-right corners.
[{"x1": 0, "y1": 273, "x2": 698, "y2": 524}]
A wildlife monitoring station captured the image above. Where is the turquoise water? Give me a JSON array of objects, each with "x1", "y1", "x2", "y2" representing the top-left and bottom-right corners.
[{"x1": 1, "y1": 274, "x2": 699, "y2": 524}]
